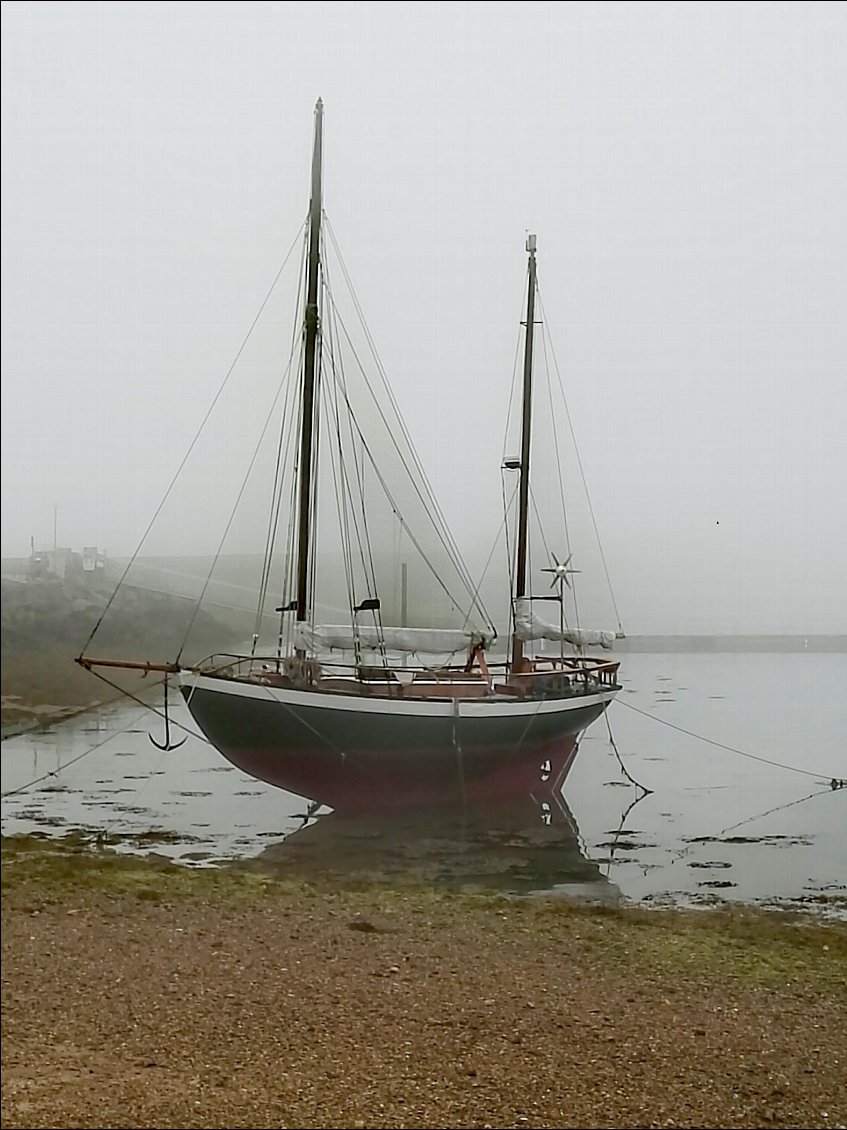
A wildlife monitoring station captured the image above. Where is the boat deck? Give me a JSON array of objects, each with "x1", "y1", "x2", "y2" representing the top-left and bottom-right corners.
[{"x1": 197, "y1": 654, "x2": 621, "y2": 703}]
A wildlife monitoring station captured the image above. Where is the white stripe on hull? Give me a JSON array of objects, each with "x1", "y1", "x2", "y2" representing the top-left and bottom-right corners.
[{"x1": 180, "y1": 671, "x2": 618, "y2": 718}]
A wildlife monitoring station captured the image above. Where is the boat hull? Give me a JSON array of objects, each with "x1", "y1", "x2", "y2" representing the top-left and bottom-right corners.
[{"x1": 180, "y1": 673, "x2": 616, "y2": 811}]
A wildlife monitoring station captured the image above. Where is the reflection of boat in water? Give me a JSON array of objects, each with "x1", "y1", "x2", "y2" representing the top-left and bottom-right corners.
[{"x1": 257, "y1": 785, "x2": 620, "y2": 903}]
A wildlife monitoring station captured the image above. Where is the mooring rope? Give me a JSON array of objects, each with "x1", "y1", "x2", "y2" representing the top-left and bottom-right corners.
[
  {"x1": 603, "y1": 709, "x2": 652, "y2": 794},
  {"x1": 1, "y1": 704, "x2": 152, "y2": 798},
  {"x1": 615, "y1": 697, "x2": 843, "y2": 785}
]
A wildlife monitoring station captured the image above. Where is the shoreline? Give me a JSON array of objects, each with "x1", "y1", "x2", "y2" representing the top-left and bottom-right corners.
[
  {"x1": 2, "y1": 837, "x2": 846, "y2": 1129},
  {"x1": 3, "y1": 825, "x2": 846, "y2": 925}
]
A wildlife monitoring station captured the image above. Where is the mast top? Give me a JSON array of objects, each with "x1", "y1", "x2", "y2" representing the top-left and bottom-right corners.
[{"x1": 526, "y1": 233, "x2": 536, "y2": 253}]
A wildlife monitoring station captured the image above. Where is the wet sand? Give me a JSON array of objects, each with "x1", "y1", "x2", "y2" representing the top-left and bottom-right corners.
[{"x1": 2, "y1": 837, "x2": 846, "y2": 1129}]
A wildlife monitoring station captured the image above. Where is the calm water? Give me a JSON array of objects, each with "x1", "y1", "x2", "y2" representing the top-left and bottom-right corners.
[{"x1": 2, "y1": 653, "x2": 845, "y2": 916}]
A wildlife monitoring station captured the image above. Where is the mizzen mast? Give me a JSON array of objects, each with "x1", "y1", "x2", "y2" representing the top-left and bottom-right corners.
[{"x1": 510, "y1": 234, "x2": 537, "y2": 673}]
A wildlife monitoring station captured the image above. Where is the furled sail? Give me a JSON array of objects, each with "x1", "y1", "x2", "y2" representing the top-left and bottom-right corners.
[
  {"x1": 292, "y1": 623, "x2": 495, "y2": 655},
  {"x1": 513, "y1": 598, "x2": 615, "y2": 650}
]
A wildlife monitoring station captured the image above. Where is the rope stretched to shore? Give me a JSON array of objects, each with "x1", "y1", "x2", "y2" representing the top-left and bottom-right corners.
[
  {"x1": 1, "y1": 704, "x2": 152, "y2": 798},
  {"x1": 0, "y1": 670, "x2": 216, "y2": 801},
  {"x1": 614, "y1": 697, "x2": 844, "y2": 785}
]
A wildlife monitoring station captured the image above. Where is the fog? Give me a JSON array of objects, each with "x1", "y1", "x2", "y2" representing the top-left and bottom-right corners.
[{"x1": 2, "y1": 1, "x2": 845, "y2": 635}]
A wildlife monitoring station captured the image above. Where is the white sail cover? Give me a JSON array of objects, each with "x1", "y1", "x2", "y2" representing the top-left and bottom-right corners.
[
  {"x1": 293, "y1": 623, "x2": 494, "y2": 655},
  {"x1": 514, "y1": 598, "x2": 615, "y2": 650}
]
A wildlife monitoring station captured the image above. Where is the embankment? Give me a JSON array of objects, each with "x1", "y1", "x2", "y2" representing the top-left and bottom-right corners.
[{"x1": 1, "y1": 578, "x2": 248, "y2": 729}]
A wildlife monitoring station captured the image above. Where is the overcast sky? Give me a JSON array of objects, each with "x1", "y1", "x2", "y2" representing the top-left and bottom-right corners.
[{"x1": 2, "y1": 1, "x2": 845, "y2": 634}]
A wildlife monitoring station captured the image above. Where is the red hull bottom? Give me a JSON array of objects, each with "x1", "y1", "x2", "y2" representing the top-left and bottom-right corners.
[{"x1": 213, "y1": 737, "x2": 580, "y2": 814}]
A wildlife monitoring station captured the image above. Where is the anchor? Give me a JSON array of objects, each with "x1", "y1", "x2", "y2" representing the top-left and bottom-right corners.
[{"x1": 149, "y1": 675, "x2": 187, "y2": 751}]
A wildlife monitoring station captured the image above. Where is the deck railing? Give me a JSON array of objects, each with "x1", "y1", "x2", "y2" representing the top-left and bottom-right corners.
[{"x1": 192, "y1": 651, "x2": 621, "y2": 696}]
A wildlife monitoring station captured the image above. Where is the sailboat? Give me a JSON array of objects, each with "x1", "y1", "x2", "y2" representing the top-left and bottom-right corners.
[{"x1": 78, "y1": 99, "x2": 622, "y2": 811}]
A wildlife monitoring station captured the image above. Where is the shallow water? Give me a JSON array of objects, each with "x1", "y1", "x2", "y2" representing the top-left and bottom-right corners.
[{"x1": 2, "y1": 652, "x2": 845, "y2": 916}]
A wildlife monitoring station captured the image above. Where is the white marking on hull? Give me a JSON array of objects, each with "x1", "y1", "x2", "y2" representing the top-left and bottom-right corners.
[{"x1": 180, "y1": 672, "x2": 617, "y2": 719}]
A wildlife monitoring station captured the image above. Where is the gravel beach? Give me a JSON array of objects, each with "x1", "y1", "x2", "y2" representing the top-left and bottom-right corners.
[{"x1": 2, "y1": 838, "x2": 846, "y2": 1130}]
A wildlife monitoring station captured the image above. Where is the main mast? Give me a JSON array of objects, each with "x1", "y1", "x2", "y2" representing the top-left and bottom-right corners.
[
  {"x1": 510, "y1": 234, "x2": 537, "y2": 673},
  {"x1": 295, "y1": 98, "x2": 324, "y2": 625}
]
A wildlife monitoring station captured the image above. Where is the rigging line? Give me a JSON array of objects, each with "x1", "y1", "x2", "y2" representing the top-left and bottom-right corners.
[
  {"x1": 501, "y1": 471, "x2": 522, "y2": 644},
  {"x1": 537, "y1": 481, "x2": 582, "y2": 641},
  {"x1": 393, "y1": 514, "x2": 401, "y2": 623},
  {"x1": 498, "y1": 295, "x2": 529, "y2": 647},
  {"x1": 536, "y1": 286, "x2": 624, "y2": 634},
  {"x1": 263, "y1": 245, "x2": 309, "y2": 650},
  {"x1": 1, "y1": 704, "x2": 153, "y2": 798},
  {"x1": 603, "y1": 710, "x2": 653, "y2": 793},
  {"x1": 74, "y1": 669, "x2": 213, "y2": 745},
  {"x1": 323, "y1": 224, "x2": 492, "y2": 627},
  {"x1": 323, "y1": 219, "x2": 444, "y2": 494},
  {"x1": 538, "y1": 320, "x2": 574, "y2": 564},
  {"x1": 308, "y1": 302, "x2": 485, "y2": 626},
  {"x1": 260, "y1": 688, "x2": 348, "y2": 758},
  {"x1": 176, "y1": 340, "x2": 299, "y2": 664},
  {"x1": 255, "y1": 363, "x2": 300, "y2": 649},
  {"x1": 500, "y1": 471, "x2": 518, "y2": 584},
  {"x1": 526, "y1": 483, "x2": 579, "y2": 636},
  {"x1": 615, "y1": 698, "x2": 837, "y2": 782},
  {"x1": 278, "y1": 410, "x2": 306, "y2": 653},
  {"x1": 324, "y1": 216, "x2": 449, "y2": 509},
  {"x1": 320, "y1": 284, "x2": 485, "y2": 606},
  {"x1": 509, "y1": 694, "x2": 549, "y2": 758},
  {"x1": 332, "y1": 398, "x2": 492, "y2": 634},
  {"x1": 255, "y1": 231, "x2": 309, "y2": 646},
  {"x1": 78, "y1": 220, "x2": 308, "y2": 659},
  {"x1": 459, "y1": 482, "x2": 515, "y2": 638},
  {"x1": 306, "y1": 328, "x2": 324, "y2": 631},
  {"x1": 527, "y1": 484, "x2": 565, "y2": 593},
  {"x1": 501, "y1": 304, "x2": 528, "y2": 458},
  {"x1": 324, "y1": 336, "x2": 358, "y2": 621},
  {"x1": 322, "y1": 257, "x2": 382, "y2": 618},
  {"x1": 276, "y1": 358, "x2": 307, "y2": 658},
  {"x1": 254, "y1": 339, "x2": 304, "y2": 644},
  {"x1": 501, "y1": 253, "x2": 536, "y2": 478},
  {"x1": 534, "y1": 332, "x2": 581, "y2": 633},
  {"x1": 83, "y1": 582, "x2": 276, "y2": 621},
  {"x1": 322, "y1": 298, "x2": 363, "y2": 638}
]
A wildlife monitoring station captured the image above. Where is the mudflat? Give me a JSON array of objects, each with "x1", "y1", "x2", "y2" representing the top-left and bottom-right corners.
[{"x1": 2, "y1": 836, "x2": 845, "y2": 1130}]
